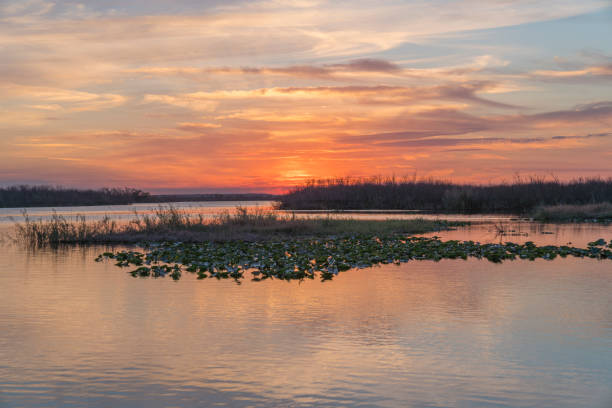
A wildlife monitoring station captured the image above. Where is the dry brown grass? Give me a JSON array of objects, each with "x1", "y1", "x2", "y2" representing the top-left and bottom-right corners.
[{"x1": 12, "y1": 206, "x2": 464, "y2": 246}]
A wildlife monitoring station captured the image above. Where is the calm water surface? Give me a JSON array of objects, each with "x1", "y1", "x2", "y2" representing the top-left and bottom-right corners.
[
  {"x1": 1, "y1": 202, "x2": 611, "y2": 407},
  {"x1": 0, "y1": 201, "x2": 516, "y2": 224}
]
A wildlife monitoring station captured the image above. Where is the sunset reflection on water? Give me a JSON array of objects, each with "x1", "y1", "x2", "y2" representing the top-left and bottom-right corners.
[{"x1": 1, "y1": 226, "x2": 612, "y2": 407}]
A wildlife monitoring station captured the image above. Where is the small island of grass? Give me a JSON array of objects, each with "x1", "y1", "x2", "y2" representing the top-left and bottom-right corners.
[
  {"x1": 11, "y1": 206, "x2": 612, "y2": 282},
  {"x1": 14, "y1": 206, "x2": 465, "y2": 246}
]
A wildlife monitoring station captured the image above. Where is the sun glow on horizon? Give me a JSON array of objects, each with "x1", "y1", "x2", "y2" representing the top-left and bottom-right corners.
[{"x1": 1, "y1": 0, "x2": 611, "y2": 192}]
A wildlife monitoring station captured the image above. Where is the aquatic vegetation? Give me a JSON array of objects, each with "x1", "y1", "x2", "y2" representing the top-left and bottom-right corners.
[
  {"x1": 14, "y1": 206, "x2": 464, "y2": 246},
  {"x1": 96, "y1": 236, "x2": 612, "y2": 282}
]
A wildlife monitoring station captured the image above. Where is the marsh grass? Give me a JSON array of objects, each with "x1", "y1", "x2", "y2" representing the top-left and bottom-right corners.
[
  {"x1": 13, "y1": 206, "x2": 463, "y2": 246},
  {"x1": 532, "y1": 203, "x2": 612, "y2": 222},
  {"x1": 14, "y1": 211, "x2": 120, "y2": 247}
]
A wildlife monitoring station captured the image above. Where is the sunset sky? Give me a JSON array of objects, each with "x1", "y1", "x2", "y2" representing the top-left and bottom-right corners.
[{"x1": 1, "y1": 0, "x2": 611, "y2": 193}]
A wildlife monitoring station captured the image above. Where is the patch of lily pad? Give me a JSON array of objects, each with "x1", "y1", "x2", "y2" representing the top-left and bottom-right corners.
[{"x1": 96, "y1": 236, "x2": 612, "y2": 282}]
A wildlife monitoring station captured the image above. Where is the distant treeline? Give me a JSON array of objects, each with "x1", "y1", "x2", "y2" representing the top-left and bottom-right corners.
[
  {"x1": 147, "y1": 193, "x2": 280, "y2": 203},
  {"x1": 0, "y1": 185, "x2": 151, "y2": 208},
  {"x1": 277, "y1": 176, "x2": 612, "y2": 213},
  {"x1": 0, "y1": 185, "x2": 279, "y2": 208}
]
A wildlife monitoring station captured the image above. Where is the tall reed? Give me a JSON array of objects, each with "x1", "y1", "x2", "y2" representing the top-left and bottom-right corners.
[{"x1": 14, "y1": 211, "x2": 119, "y2": 246}]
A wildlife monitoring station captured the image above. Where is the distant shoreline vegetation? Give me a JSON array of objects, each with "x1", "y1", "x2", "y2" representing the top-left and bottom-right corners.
[
  {"x1": 4, "y1": 177, "x2": 612, "y2": 216},
  {"x1": 0, "y1": 185, "x2": 150, "y2": 208},
  {"x1": 277, "y1": 176, "x2": 612, "y2": 214},
  {"x1": 0, "y1": 185, "x2": 278, "y2": 208},
  {"x1": 148, "y1": 193, "x2": 280, "y2": 203}
]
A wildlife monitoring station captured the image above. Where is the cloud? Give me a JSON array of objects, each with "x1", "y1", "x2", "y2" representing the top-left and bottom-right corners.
[
  {"x1": 144, "y1": 82, "x2": 518, "y2": 111},
  {"x1": 551, "y1": 132, "x2": 612, "y2": 140},
  {"x1": 0, "y1": 0, "x2": 55, "y2": 18},
  {"x1": 1, "y1": 0, "x2": 606, "y2": 88},
  {"x1": 334, "y1": 109, "x2": 492, "y2": 145},
  {"x1": 334, "y1": 102, "x2": 612, "y2": 149},
  {"x1": 127, "y1": 65, "x2": 332, "y2": 80},
  {"x1": 529, "y1": 101, "x2": 612, "y2": 123},
  {"x1": 329, "y1": 58, "x2": 401, "y2": 72},
  {"x1": 376, "y1": 137, "x2": 546, "y2": 148},
  {"x1": 143, "y1": 94, "x2": 218, "y2": 112},
  {"x1": 127, "y1": 58, "x2": 403, "y2": 81},
  {"x1": 530, "y1": 64, "x2": 612, "y2": 81},
  {"x1": 176, "y1": 122, "x2": 222, "y2": 132},
  {"x1": 124, "y1": 54, "x2": 519, "y2": 84},
  {"x1": 2, "y1": 0, "x2": 612, "y2": 188},
  {"x1": 2, "y1": 85, "x2": 126, "y2": 112}
]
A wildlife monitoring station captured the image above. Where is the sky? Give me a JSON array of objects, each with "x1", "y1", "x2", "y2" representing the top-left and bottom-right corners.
[{"x1": 1, "y1": 0, "x2": 611, "y2": 193}]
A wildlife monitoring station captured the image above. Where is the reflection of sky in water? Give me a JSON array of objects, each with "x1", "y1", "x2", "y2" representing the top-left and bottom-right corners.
[
  {"x1": 0, "y1": 201, "x2": 276, "y2": 224},
  {"x1": 422, "y1": 221, "x2": 612, "y2": 247},
  {"x1": 0, "y1": 200, "x2": 516, "y2": 224},
  {"x1": 3, "y1": 200, "x2": 611, "y2": 247},
  {"x1": 1, "y1": 235, "x2": 612, "y2": 407}
]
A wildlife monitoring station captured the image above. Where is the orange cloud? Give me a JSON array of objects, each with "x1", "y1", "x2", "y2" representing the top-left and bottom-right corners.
[
  {"x1": 1, "y1": 1, "x2": 611, "y2": 189},
  {"x1": 531, "y1": 64, "x2": 612, "y2": 79}
]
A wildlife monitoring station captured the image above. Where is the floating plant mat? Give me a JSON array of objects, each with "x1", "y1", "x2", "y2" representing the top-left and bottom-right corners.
[
  {"x1": 96, "y1": 237, "x2": 612, "y2": 280},
  {"x1": 96, "y1": 237, "x2": 612, "y2": 282}
]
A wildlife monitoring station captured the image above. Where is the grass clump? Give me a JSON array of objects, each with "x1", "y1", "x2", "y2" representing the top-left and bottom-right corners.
[
  {"x1": 13, "y1": 206, "x2": 465, "y2": 246},
  {"x1": 14, "y1": 211, "x2": 120, "y2": 247},
  {"x1": 532, "y1": 203, "x2": 612, "y2": 222},
  {"x1": 97, "y1": 236, "x2": 612, "y2": 282}
]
